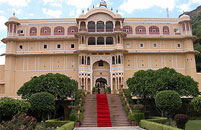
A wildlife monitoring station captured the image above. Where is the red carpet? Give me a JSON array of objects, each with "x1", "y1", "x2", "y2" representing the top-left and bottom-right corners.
[{"x1": 96, "y1": 94, "x2": 112, "y2": 127}]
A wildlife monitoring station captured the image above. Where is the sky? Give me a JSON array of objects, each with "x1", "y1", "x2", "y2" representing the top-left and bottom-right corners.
[{"x1": 0, "y1": 0, "x2": 201, "y2": 65}]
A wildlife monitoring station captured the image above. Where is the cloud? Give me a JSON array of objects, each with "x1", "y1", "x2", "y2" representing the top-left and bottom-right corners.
[
  {"x1": 43, "y1": 8, "x2": 62, "y2": 18},
  {"x1": 0, "y1": 10, "x2": 4, "y2": 14},
  {"x1": 66, "y1": 0, "x2": 94, "y2": 17},
  {"x1": 120, "y1": 0, "x2": 176, "y2": 14},
  {"x1": 178, "y1": 0, "x2": 201, "y2": 12},
  {"x1": 0, "y1": 0, "x2": 31, "y2": 7},
  {"x1": 0, "y1": 16, "x2": 7, "y2": 31},
  {"x1": 43, "y1": 0, "x2": 63, "y2": 7}
]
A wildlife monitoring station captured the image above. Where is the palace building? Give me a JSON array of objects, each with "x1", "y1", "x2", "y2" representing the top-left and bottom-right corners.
[{"x1": 0, "y1": 7, "x2": 201, "y2": 98}]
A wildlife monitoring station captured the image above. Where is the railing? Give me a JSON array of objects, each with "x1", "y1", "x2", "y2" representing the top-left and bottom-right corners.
[{"x1": 79, "y1": 28, "x2": 87, "y2": 32}]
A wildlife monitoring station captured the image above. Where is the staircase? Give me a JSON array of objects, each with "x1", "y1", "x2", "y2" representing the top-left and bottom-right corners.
[
  {"x1": 107, "y1": 94, "x2": 130, "y2": 126},
  {"x1": 81, "y1": 94, "x2": 130, "y2": 127},
  {"x1": 81, "y1": 94, "x2": 97, "y2": 127}
]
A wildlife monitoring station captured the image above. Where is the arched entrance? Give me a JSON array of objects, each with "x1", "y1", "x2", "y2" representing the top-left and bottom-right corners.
[
  {"x1": 96, "y1": 78, "x2": 107, "y2": 88},
  {"x1": 92, "y1": 60, "x2": 110, "y2": 92}
]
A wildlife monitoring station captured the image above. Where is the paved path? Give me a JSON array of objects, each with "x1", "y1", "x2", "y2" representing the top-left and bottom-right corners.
[{"x1": 74, "y1": 126, "x2": 145, "y2": 130}]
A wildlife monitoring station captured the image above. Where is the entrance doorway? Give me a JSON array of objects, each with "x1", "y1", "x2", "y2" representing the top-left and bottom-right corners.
[{"x1": 96, "y1": 78, "x2": 107, "y2": 88}]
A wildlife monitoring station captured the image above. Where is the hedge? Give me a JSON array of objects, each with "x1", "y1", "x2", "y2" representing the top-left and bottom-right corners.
[
  {"x1": 55, "y1": 122, "x2": 74, "y2": 130},
  {"x1": 140, "y1": 120, "x2": 182, "y2": 130},
  {"x1": 147, "y1": 117, "x2": 168, "y2": 124},
  {"x1": 45, "y1": 119, "x2": 69, "y2": 128}
]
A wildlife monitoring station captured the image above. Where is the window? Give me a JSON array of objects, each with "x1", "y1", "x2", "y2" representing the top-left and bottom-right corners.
[
  {"x1": 19, "y1": 45, "x2": 23, "y2": 49},
  {"x1": 97, "y1": 37, "x2": 104, "y2": 45},
  {"x1": 44, "y1": 30, "x2": 47, "y2": 33},
  {"x1": 71, "y1": 44, "x2": 75, "y2": 48},
  {"x1": 152, "y1": 29, "x2": 156, "y2": 32},
  {"x1": 174, "y1": 29, "x2": 179, "y2": 33},
  {"x1": 71, "y1": 29, "x2": 75, "y2": 32},
  {"x1": 20, "y1": 30, "x2": 24, "y2": 34},
  {"x1": 87, "y1": 57, "x2": 90, "y2": 65},
  {"x1": 57, "y1": 44, "x2": 61, "y2": 48},
  {"x1": 112, "y1": 56, "x2": 115, "y2": 64},
  {"x1": 126, "y1": 43, "x2": 130, "y2": 48},
  {"x1": 32, "y1": 30, "x2": 35, "y2": 33},
  {"x1": 58, "y1": 30, "x2": 61, "y2": 33},
  {"x1": 153, "y1": 43, "x2": 157, "y2": 48},
  {"x1": 98, "y1": 60, "x2": 104, "y2": 66},
  {"x1": 44, "y1": 44, "x2": 47, "y2": 49},
  {"x1": 106, "y1": 37, "x2": 113, "y2": 45},
  {"x1": 139, "y1": 29, "x2": 142, "y2": 32},
  {"x1": 140, "y1": 43, "x2": 144, "y2": 48},
  {"x1": 88, "y1": 37, "x2": 96, "y2": 45},
  {"x1": 177, "y1": 43, "x2": 181, "y2": 48}
]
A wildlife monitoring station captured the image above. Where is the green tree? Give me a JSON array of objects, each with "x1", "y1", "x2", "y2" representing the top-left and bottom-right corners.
[
  {"x1": 0, "y1": 97, "x2": 30, "y2": 122},
  {"x1": 155, "y1": 90, "x2": 182, "y2": 118},
  {"x1": 17, "y1": 73, "x2": 78, "y2": 100},
  {"x1": 191, "y1": 96, "x2": 201, "y2": 114},
  {"x1": 29, "y1": 92, "x2": 55, "y2": 128},
  {"x1": 127, "y1": 67, "x2": 199, "y2": 99}
]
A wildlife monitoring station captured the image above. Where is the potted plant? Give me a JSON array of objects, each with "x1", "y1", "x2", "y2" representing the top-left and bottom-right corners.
[
  {"x1": 128, "y1": 113, "x2": 136, "y2": 126},
  {"x1": 75, "y1": 113, "x2": 83, "y2": 127},
  {"x1": 92, "y1": 87, "x2": 98, "y2": 94},
  {"x1": 175, "y1": 114, "x2": 188, "y2": 129},
  {"x1": 105, "y1": 87, "x2": 111, "y2": 94}
]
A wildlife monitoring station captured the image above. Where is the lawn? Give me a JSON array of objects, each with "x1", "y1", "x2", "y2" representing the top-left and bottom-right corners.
[{"x1": 185, "y1": 120, "x2": 201, "y2": 130}]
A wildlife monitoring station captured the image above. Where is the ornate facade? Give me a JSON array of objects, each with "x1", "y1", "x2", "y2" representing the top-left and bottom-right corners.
[{"x1": 0, "y1": 7, "x2": 201, "y2": 98}]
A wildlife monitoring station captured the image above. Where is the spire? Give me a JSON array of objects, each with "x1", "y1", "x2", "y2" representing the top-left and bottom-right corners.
[{"x1": 13, "y1": 12, "x2": 15, "y2": 16}]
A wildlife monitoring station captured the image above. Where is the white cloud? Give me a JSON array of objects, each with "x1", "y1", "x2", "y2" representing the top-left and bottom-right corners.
[
  {"x1": 0, "y1": 0, "x2": 31, "y2": 7},
  {"x1": 178, "y1": 0, "x2": 201, "y2": 12},
  {"x1": 66, "y1": 0, "x2": 94, "y2": 17},
  {"x1": 43, "y1": 0, "x2": 63, "y2": 7},
  {"x1": 12, "y1": 8, "x2": 22, "y2": 15},
  {"x1": 43, "y1": 8, "x2": 62, "y2": 18},
  {"x1": 0, "y1": 10, "x2": 4, "y2": 14},
  {"x1": 120, "y1": 0, "x2": 176, "y2": 14},
  {"x1": 0, "y1": 16, "x2": 7, "y2": 31}
]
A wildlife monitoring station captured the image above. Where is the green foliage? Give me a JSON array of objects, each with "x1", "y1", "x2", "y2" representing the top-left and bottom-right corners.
[
  {"x1": 194, "y1": 44, "x2": 201, "y2": 72},
  {"x1": 0, "y1": 113, "x2": 37, "y2": 130},
  {"x1": 0, "y1": 97, "x2": 30, "y2": 121},
  {"x1": 134, "y1": 112, "x2": 145, "y2": 125},
  {"x1": 92, "y1": 87, "x2": 98, "y2": 92},
  {"x1": 69, "y1": 113, "x2": 78, "y2": 121},
  {"x1": 155, "y1": 90, "x2": 182, "y2": 117},
  {"x1": 30, "y1": 92, "x2": 55, "y2": 115},
  {"x1": 124, "y1": 89, "x2": 134, "y2": 105},
  {"x1": 17, "y1": 73, "x2": 78, "y2": 100},
  {"x1": 191, "y1": 96, "x2": 201, "y2": 114},
  {"x1": 147, "y1": 117, "x2": 168, "y2": 124},
  {"x1": 127, "y1": 67, "x2": 199, "y2": 99},
  {"x1": 55, "y1": 121, "x2": 75, "y2": 130},
  {"x1": 45, "y1": 119, "x2": 69, "y2": 128},
  {"x1": 140, "y1": 120, "x2": 183, "y2": 130},
  {"x1": 192, "y1": 12, "x2": 201, "y2": 44},
  {"x1": 128, "y1": 113, "x2": 135, "y2": 122}
]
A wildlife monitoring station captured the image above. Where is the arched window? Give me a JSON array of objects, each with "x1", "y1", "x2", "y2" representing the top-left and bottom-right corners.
[
  {"x1": 88, "y1": 21, "x2": 95, "y2": 32},
  {"x1": 136, "y1": 26, "x2": 146, "y2": 34},
  {"x1": 80, "y1": 21, "x2": 86, "y2": 31},
  {"x1": 97, "y1": 21, "x2": 104, "y2": 32},
  {"x1": 149, "y1": 26, "x2": 160, "y2": 34},
  {"x1": 117, "y1": 36, "x2": 120, "y2": 43},
  {"x1": 123, "y1": 26, "x2": 133, "y2": 34},
  {"x1": 40, "y1": 27, "x2": 51, "y2": 36},
  {"x1": 68, "y1": 26, "x2": 78, "y2": 35},
  {"x1": 112, "y1": 56, "x2": 115, "y2": 64},
  {"x1": 88, "y1": 37, "x2": 96, "y2": 45},
  {"x1": 106, "y1": 21, "x2": 113, "y2": 32},
  {"x1": 54, "y1": 26, "x2": 64, "y2": 35},
  {"x1": 87, "y1": 57, "x2": 90, "y2": 65},
  {"x1": 30, "y1": 27, "x2": 37, "y2": 36},
  {"x1": 82, "y1": 56, "x2": 84, "y2": 64},
  {"x1": 97, "y1": 37, "x2": 104, "y2": 45},
  {"x1": 118, "y1": 55, "x2": 121, "y2": 64},
  {"x1": 106, "y1": 37, "x2": 113, "y2": 45},
  {"x1": 163, "y1": 26, "x2": 169, "y2": 35},
  {"x1": 115, "y1": 21, "x2": 121, "y2": 31}
]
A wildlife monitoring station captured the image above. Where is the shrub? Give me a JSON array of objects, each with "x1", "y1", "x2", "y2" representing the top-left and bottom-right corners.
[
  {"x1": 0, "y1": 97, "x2": 30, "y2": 121},
  {"x1": 0, "y1": 113, "x2": 37, "y2": 130},
  {"x1": 140, "y1": 120, "x2": 183, "y2": 130},
  {"x1": 45, "y1": 119, "x2": 69, "y2": 128},
  {"x1": 147, "y1": 117, "x2": 168, "y2": 124},
  {"x1": 55, "y1": 121, "x2": 75, "y2": 130},
  {"x1": 69, "y1": 113, "x2": 78, "y2": 121},
  {"x1": 155, "y1": 90, "x2": 182, "y2": 117},
  {"x1": 92, "y1": 87, "x2": 98, "y2": 92},
  {"x1": 29, "y1": 92, "x2": 55, "y2": 128},
  {"x1": 128, "y1": 113, "x2": 135, "y2": 122},
  {"x1": 134, "y1": 112, "x2": 144, "y2": 125},
  {"x1": 191, "y1": 96, "x2": 201, "y2": 114},
  {"x1": 175, "y1": 114, "x2": 188, "y2": 129}
]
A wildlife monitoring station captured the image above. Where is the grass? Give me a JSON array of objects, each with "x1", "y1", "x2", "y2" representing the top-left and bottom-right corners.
[{"x1": 185, "y1": 120, "x2": 201, "y2": 130}]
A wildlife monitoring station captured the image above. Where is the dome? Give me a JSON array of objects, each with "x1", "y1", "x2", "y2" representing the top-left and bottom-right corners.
[
  {"x1": 5, "y1": 15, "x2": 20, "y2": 26},
  {"x1": 179, "y1": 14, "x2": 190, "y2": 19}
]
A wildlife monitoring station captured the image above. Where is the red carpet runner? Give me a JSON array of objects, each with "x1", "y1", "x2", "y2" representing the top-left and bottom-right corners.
[{"x1": 96, "y1": 94, "x2": 112, "y2": 127}]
